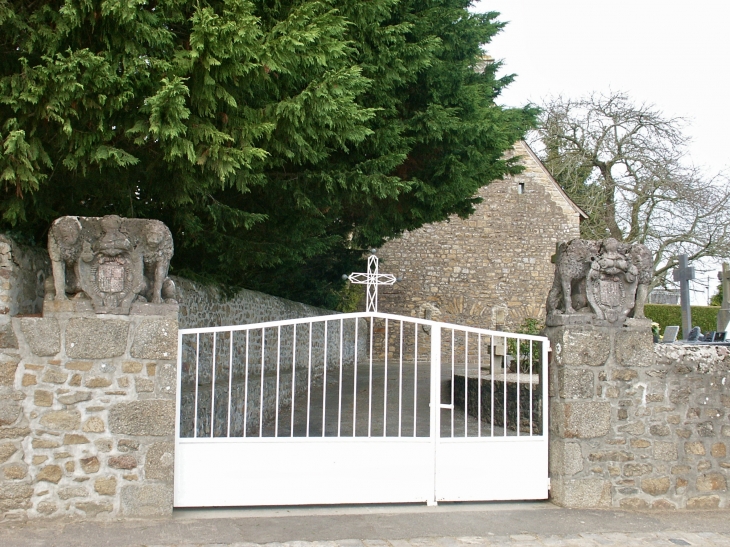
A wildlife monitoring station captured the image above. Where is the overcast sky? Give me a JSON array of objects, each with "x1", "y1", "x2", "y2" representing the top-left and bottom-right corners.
[
  {"x1": 473, "y1": 0, "x2": 729, "y2": 176},
  {"x1": 472, "y1": 0, "x2": 728, "y2": 303}
]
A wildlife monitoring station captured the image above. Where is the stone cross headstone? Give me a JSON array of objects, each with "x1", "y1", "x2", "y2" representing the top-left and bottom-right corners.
[
  {"x1": 672, "y1": 254, "x2": 695, "y2": 339},
  {"x1": 717, "y1": 262, "x2": 730, "y2": 333},
  {"x1": 347, "y1": 250, "x2": 396, "y2": 312}
]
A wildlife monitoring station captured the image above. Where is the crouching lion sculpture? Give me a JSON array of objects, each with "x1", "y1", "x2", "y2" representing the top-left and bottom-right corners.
[
  {"x1": 48, "y1": 215, "x2": 176, "y2": 314},
  {"x1": 546, "y1": 237, "x2": 652, "y2": 326}
]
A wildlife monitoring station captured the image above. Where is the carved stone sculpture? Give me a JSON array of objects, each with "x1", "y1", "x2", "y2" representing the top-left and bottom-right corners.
[
  {"x1": 47, "y1": 215, "x2": 176, "y2": 314},
  {"x1": 546, "y1": 238, "x2": 653, "y2": 326}
]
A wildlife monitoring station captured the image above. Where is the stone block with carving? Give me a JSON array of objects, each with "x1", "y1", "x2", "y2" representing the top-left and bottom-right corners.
[
  {"x1": 47, "y1": 215, "x2": 176, "y2": 314},
  {"x1": 546, "y1": 238, "x2": 652, "y2": 326}
]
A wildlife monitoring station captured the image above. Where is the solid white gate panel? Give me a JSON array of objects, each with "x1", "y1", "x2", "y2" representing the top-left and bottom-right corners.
[
  {"x1": 175, "y1": 438, "x2": 433, "y2": 507},
  {"x1": 435, "y1": 438, "x2": 548, "y2": 502}
]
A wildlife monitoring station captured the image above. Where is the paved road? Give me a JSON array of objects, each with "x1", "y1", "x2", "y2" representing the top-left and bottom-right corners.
[{"x1": 3, "y1": 502, "x2": 730, "y2": 547}]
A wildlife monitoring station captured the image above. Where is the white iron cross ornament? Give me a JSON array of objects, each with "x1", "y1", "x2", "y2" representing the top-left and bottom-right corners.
[{"x1": 347, "y1": 250, "x2": 396, "y2": 312}]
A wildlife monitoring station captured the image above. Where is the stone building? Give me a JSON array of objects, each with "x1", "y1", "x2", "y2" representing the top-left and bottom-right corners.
[{"x1": 377, "y1": 140, "x2": 585, "y2": 330}]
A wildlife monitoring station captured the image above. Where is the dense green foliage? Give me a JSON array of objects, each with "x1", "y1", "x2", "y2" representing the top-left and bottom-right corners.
[
  {"x1": 711, "y1": 283, "x2": 723, "y2": 307},
  {"x1": 0, "y1": 0, "x2": 535, "y2": 307},
  {"x1": 644, "y1": 304, "x2": 719, "y2": 339}
]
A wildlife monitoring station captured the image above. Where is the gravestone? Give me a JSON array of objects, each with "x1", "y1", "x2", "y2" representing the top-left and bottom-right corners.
[
  {"x1": 718, "y1": 263, "x2": 730, "y2": 333},
  {"x1": 662, "y1": 325, "x2": 679, "y2": 343},
  {"x1": 672, "y1": 255, "x2": 694, "y2": 340},
  {"x1": 687, "y1": 326, "x2": 702, "y2": 342}
]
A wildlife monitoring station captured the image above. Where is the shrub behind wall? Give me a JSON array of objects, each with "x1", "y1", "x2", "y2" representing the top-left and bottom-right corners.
[{"x1": 644, "y1": 304, "x2": 719, "y2": 339}]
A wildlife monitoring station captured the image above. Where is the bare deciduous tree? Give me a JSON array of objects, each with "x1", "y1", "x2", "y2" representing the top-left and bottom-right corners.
[{"x1": 533, "y1": 91, "x2": 730, "y2": 285}]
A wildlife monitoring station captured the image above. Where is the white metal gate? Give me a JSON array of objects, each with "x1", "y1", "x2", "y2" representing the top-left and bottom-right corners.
[{"x1": 174, "y1": 312, "x2": 548, "y2": 507}]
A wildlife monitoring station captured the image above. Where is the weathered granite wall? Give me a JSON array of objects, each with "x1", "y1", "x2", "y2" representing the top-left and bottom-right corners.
[
  {"x1": 0, "y1": 235, "x2": 50, "y2": 317},
  {"x1": 175, "y1": 276, "x2": 337, "y2": 329},
  {"x1": 0, "y1": 296, "x2": 177, "y2": 519},
  {"x1": 547, "y1": 321, "x2": 730, "y2": 510}
]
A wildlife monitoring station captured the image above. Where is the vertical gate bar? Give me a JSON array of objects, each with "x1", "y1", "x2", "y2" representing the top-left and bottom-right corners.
[
  {"x1": 210, "y1": 333, "x2": 216, "y2": 438},
  {"x1": 516, "y1": 335, "x2": 520, "y2": 437},
  {"x1": 478, "y1": 333, "x2": 482, "y2": 438},
  {"x1": 428, "y1": 324, "x2": 441, "y2": 506},
  {"x1": 307, "y1": 323, "x2": 312, "y2": 438},
  {"x1": 464, "y1": 331, "x2": 468, "y2": 438},
  {"x1": 503, "y1": 336, "x2": 507, "y2": 437},
  {"x1": 175, "y1": 332, "x2": 183, "y2": 445},
  {"x1": 353, "y1": 318, "x2": 359, "y2": 437},
  {"x1": 398, "y1": 320, "x2": 403, "y2": 437},
  {"x1": 490, "y1": 336, "x2": 494, "y2": 437},
  {"x1": 291, "y1": 324, "x2": 297, "y2": 437},
  {"x1": 259, "y1": 328, "x2": 265, "y2": 437},
  {"x1": 194, "y1": 333, "x2": 199, "y2": 438},
  {"x1": 275, "y1": 326, "x2": 281, "y2": 438},
  {"x1": 529, "y1": 340, "x2": 533, "y2": 437},
  {"x1": 368, "y1": 316, "x2": 373, "y2": 437},
  {"x1": 244, "y1": 330, "x2": 249, "y2": 438},
  {"x1": 413, "y1": 324, "x2": 418, "y2": 437},
  {"x1": 383, "y1": 318, "x2": 388, "y2": 437},
  {"x1": 450, "y1": 329, "x2": 454, "y2": 438},
  {"x1": 338, "y1": 318, "x2": 343, "y2": 438},
  {"x1": 227, "y1": 330, "x2": 233, "y2": 438},
  {"x1": 542, "y1": 339, "x2": 549, "y2": 437},
  {"x1": 322, "y1": 321, "x2": 328, "y2": 437}
]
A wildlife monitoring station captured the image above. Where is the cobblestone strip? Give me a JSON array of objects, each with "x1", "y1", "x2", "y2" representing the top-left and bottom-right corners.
[{"x1": 144, "y1": 533, "x2": 730, "y2": 547}]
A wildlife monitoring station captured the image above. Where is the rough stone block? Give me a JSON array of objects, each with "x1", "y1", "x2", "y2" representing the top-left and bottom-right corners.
[
  {"x1": 686, "y1": 495, "x2": 720, "y2": 509},
  {"x1": 80, "y1": 456, "x2": 100, "y2": 474},
  {"x1": 34, "y1": 389, "x2": 53, "y2": 407},
  {"x1": 685, "y1": 441, "x2": 706, "y2": 455},
  {"x1": 0, "y1": 354, "x2": 21, "y2": 386},
  {"x1": 555, "y1": 327, "x2": 611, "y2": 367},
  {"x1": 0, "y1": 442, "x2": 17, "y2": 463},
  {"x1": 135, "y1": 377, "x2": 154, "y2": 393},
  {"x1": 615, "y1": 329, "x2": 654, "y2": 367},
  {"x1": 108, "y1": 455, "x2": 137, "y2": 469},
  {"x1": 42, "y1": 367, "x2": 68, "y2": 384},
  {"x1": 618, "y1": 421, "x2": 645, "y2": 436},
  {"x1": 0, "y1": 322, "x2": 18, "y2": 349},
  {"x1": 65, "y1": 361, "x2": 93, "y2": 371},
  {"x1": 58, "y1": 486, "x2": 88, "y2": 500},
  {"x1": 0, "y1": 483, "x2": 33, "y2": 502},
  {"x1": 122, "y1": 361, "x2": 143, "y2": 374},
  {"x1": 697, "y1": 473, "x2": 727, "y2": 492},
  {"x1": 74, "y1": 501, "x2": 113, "y2": 517},
  {"x1": 21, "y1": 373, "x2": 36, "y2": 386},
  {"x1": 39, "y1": 409, "x2": 80, "y2": 431},
  {"x1": 108, "y1": 400, "x2": 174, "y2": 436},
  {"x1": 653, "y1": 442, "x2": 678, "y2": 461},
  {"x1": 130, "y1": 318, "x2": 177, "y2": 360},
  {"x1": 57, "y1": 391, "x2": 92, "y2": 405},
  {"x1": 649, "y1": 424, "x2": 670, "y2": 437},
  {"x1": 611, "y1": 369, "x2": 638, "y2": 381},
  {"x1": 551, "y1": 478, "x2": 611, "y2": 508},
  {"x1": 711, "y1": 443, "x2": 726, "y2": 458},
  {"x1": 588, "y1": 451, "x2": 633, "y2": 462},
  {"x1": 85, "y1": 376, "x2": 112, "y2": 388},
  {"x1": 697, "y1": 421, "x2": 714, "y2": 437},
  {"x1": 623, "y1": 463, "x2": 653, "y2": 477},
  {"x1": 121, "y1": 484, "x2": 173, "y2": 517},
  {"x1": 118, "y1": 439, "x2": 139, "y2": 452},
  {"x1": 63, "y1": 434, "x2": 89, "y2": 445},
  {"x1": 0, "y1": 426, "x2": 30, "y2": 439},
  {"x1": 145, "y1": 441, "x2": 174, "y2": 481},
  {"x1": 3, "y1": 462, "x2": 27, "y2": 479},
  {"x1": 620, "y1": 497, "x2": 649, "y2": 509},
  {"x1": 641, "y1": 477, "x2": 670, "y2": 495},
  {"x1": 553, "y1": 401, "x2": 610, "y2": 439},
  {"x1": 0, "y1": 399, "x2": 20, "y2": 426},
  {"x1": 558, "y1": 369, "x2": 594, "y2": 399},
  {"x1": 66, "y1": 318, "x2": 129, "y2": 359},
  {"x1": 94, "y1": 476, "x2": 117, "y2": 496},
  {"x1": 156, "y1": 362, "x2": 177, "y2": 398},
  {"x1": 36, "y1": 464, "x2": 62, "y2": 483},
  {"x1": 20, "y1": 318, "x2": 60, "y2": 356},
  {"x1": 31, "y1": 438, "x2": 59, "y2": 449},
  {"x1": 82, "y1": 417, "x2": 105, "y2": 433},
  {"x1": 36, "y1": 501, "x2": 57, "y2": 515}
]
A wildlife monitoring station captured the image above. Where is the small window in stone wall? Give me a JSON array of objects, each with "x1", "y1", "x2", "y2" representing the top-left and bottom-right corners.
[{"x1": 518, "y1": 182, "x2": 525, "y2": 194}]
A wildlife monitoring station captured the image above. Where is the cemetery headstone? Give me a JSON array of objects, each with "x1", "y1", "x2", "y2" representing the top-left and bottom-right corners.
[
  {"x1": 718, "y1": 262, "x2": 730, "y2": 333},
  {"x1": 672, "y1": 254, "x2": 695, "y2": 340},
  {"x1": 687, "y1": 326, "x2": 702, "y2": 342},
  {"x1": 663, "y1": 325, "x2": 679, "y2": 343}
]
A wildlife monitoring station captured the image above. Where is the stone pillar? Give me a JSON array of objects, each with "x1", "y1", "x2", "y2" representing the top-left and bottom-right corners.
[
  {"x1": 546, "y1": 319, "x2": 655, "y2": 508},
  {"x1": 0, "y1": 301, "x2": 178, "y2": 520}
]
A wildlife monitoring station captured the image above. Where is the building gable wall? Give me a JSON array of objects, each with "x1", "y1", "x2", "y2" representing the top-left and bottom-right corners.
[{"x1": 377, "y1": 141, "x2": 581, "y2": 330}]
